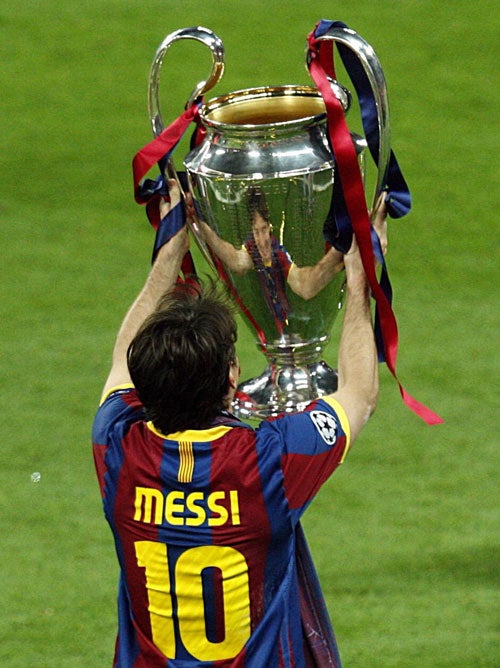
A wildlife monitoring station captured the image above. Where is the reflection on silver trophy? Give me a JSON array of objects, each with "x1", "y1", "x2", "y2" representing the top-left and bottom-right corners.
[{"x1": 148, "y1": 25, "x2": 390, "y2": 419}]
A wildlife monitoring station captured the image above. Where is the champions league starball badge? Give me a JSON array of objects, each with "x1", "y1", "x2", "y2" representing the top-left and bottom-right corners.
[{"x1": 310, "y1": 410, "x2": 339, "y2": 446}]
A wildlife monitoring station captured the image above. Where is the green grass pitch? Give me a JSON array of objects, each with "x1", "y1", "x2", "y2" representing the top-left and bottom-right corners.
[{"x1": 1, "y1": 1, "x2": 498, "y2": 665}]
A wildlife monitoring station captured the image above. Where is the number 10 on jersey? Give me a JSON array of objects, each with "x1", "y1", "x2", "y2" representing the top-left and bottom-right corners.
[{"x1": 135, "y1": 540, "x2": 251, "y2": 661}]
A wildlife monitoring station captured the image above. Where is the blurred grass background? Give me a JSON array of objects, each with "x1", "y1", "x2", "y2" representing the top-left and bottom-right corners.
[{"x1": 1, "y1": 1, "x2": 498, "y2": 665}]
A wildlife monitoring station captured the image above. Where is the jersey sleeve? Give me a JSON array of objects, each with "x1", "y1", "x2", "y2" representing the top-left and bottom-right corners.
[
  {"x1": 92, "y1": 385, "x2": 144, "y2": 499},
  {"x1": 93, "y1": 385, "x2": 143, "y2": 443},
  {"x1": 258, "y1": 398, "x2": 351, "y2": 522}
]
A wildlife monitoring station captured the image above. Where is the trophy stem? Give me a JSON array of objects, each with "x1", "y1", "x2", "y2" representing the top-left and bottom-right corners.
[{"x1": 233, "y1": 336, "x2": 338, "y2": 420}]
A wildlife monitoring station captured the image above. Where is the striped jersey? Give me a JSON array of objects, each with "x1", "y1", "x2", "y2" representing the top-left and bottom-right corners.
[{"x1": 92, "y1": 386, "x2": 350, "y2": 667}]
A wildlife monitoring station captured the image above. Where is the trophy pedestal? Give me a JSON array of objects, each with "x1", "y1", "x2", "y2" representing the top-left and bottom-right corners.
[{"x1": 233, "y1": 360, "x2": 338, "y2": 420}]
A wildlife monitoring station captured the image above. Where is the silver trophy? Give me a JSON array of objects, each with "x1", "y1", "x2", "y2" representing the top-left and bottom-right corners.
[{"x1": 148, "y1": 25, "x2": 390, "y2": 419}]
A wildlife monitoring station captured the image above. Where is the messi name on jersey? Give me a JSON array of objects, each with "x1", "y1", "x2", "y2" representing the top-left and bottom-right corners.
[{"x1": 134, "y1": 486, "x2": 241, "y2": 527}]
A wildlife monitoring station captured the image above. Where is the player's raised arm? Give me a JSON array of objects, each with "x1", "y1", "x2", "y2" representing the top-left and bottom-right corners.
[
  {"x1": 329, "y1": 238, "x2": 379, "y2": 442},
  {"x1": 101, "y1": 181, "x2": 189, "y2": 397},
  {"x1": 325, "y1": 195, "x2": 388, "y2": 441}
]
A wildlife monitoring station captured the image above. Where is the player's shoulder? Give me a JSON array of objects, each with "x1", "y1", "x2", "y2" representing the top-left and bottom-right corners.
[
  {"x1": 258, "y1": 397, "x2": 350, "y2": 449},
  {"x1": 99, "y1": 384, "x2": 138, "y2": 407},
  {"x1": 310, "y1": 396, "x2": 351, "y2": 444},
  {"x1": 93, "y1": 385, "x2": 144, "y2": 443}
]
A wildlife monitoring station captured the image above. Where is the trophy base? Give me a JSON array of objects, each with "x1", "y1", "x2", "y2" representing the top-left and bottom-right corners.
[{"x1": 232, "y1": 361, "x2": 338, "y2": 420}]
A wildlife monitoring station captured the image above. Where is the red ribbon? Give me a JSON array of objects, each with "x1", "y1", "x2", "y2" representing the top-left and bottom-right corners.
[
  {"x1": 308, "y1": 33, "x2": 443, "y2": 425},
  {"x1": 132, "y1": 104, "x2": 200, "y2": 199},
  {"x1": 132, "y1": 103, "x2": 202, "y2": 281}
]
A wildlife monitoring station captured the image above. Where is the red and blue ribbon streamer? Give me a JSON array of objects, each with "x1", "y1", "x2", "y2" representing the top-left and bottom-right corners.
[
  {"x1": 132, "y1": 102, "x2": 202, "y2": 276},
  {"x1": 308, "y1": 20, "x2": 443, "y2": 425}
]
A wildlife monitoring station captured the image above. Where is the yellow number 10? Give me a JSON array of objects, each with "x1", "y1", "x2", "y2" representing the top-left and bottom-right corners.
[{"x1": 135, "y1": 541, "x2": 251, "y2": 661}]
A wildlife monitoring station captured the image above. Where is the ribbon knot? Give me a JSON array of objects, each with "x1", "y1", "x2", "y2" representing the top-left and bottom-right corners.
[{"x1": 132, "y1": 101, "x2": 202, "y2": 280}]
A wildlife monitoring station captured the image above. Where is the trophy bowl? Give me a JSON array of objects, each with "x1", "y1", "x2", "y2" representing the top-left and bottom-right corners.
[{"x1": 184, "y1": 85, "x2": 366, "y2": 418}]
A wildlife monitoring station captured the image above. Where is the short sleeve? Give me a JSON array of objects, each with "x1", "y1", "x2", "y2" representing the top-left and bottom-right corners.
[
  {"x1": 258, "y1": 398, "x2": 350, "y2": 521},
  {"x1": 93, "y1": 385, "x2": 144, "y2": 446}
]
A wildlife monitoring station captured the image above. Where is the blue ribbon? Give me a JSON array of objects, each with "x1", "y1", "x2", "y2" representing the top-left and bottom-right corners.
[
  {"x1": 135, "y1": 173, "x2": 190, "y2": 263},
  {"x1": 135, "y1": 173, "x2": 170, "y2": 204},
  {"x1": 152, "y1": 199, "x2": 186, "y2": 262},
  {"x1": 312, "y1": 19, "x2": 411, "y2": 362}
]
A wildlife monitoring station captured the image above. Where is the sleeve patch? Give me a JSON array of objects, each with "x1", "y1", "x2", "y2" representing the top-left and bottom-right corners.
[{"x1": 309, "y1": 410, "x2": 339, "y2": 446}]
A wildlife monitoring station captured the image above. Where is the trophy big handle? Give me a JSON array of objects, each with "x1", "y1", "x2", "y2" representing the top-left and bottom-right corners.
[
  {"x1": 148, "y1": 26, "x2": 225, "y2": 137},
  {"x1": 312, "y1": 24, "x2": 391, "y2": 211}
]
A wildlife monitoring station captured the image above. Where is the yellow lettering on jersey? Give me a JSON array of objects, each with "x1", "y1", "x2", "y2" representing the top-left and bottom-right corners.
[
  {"x1": 207, "y1": 491, "x2": 228, "y2": 526},
  {"x1": 134, "y1": 486, "x2": 164, "y2": 524},
  {"x1": 165, "y1": 491, "x2": 185, "y2": 525},
  {"x1": 185, "y1": 492, "x2": 206, "y2": 526},
  {"x1": 176, "y1": 545, "x2": 251, "y2": 661},
  {"x1": 229, "y1": 490, "x2": 241, "y2": 526},
  {"x1": 135, "y1": 540, "x2": 175, "y2": 658},
  {"x1": 134, "y1": 487, "x2": 241, "y2": 528}
]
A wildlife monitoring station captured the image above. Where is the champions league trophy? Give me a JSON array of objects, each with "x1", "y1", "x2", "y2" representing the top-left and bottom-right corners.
[{"x1": 147, "y1": 24, "x2": 391, "y2": 421}]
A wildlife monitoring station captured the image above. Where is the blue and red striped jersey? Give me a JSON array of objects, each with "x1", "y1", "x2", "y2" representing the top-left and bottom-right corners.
[{"x1": 92, "y1": 385, "x2": 350, "y2": 667}]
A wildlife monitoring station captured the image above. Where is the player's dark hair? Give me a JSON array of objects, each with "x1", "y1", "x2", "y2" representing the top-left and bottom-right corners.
[{"x1": 127, "y1": 278, "x2": 237, "y2": 434}]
